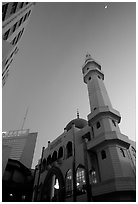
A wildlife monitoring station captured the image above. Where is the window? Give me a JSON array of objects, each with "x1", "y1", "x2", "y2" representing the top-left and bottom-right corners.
[
  {"x1": 5, "y1": 59, "x2": 9, "y2": 66},
  {"x1": 112, "y1": 120, "x2": 116, "y2": 127},
  {"x1": 91, "y1": 126, "x2": 94, "y2": 137},
  {"x1": 3, "y1": 29, "x2": 10, "y2": 40},
  {"x1": 47, "y1": 155, "x2": 51, "y2": 165},
  {"x1": 90, "y1": 167, "x2": 97, "y2": 184},
  {"x1": 19, "y1": 28, "x2": 24, "y2": 38},
  {"x1": 13, "y1": 28, "x2": 24, "y2": 45},
  {"x1": 58, "y1": 147, "x2": 63, "y2": 159},
  {"x1": 88, "y1": 76, "x2": 91, "y2": 81},
  {"x1": 98, "y1": 76, "x2": 101, "y2": 79},
  {"x1": 52, "y1": 151, "x2": 57, "y2": 162},
  {"x1": 12, "y1": 36, "x2": 17, "y2": 45},
  {"x1": 101, "y1": 150, "x2": 106, "y2": 160},
  {"x1": 9, "y1": 52, "x2": 13, "y2": 59},
  {"x1": 18, "y1": 17, "x2": 23, "y2": 27},
  {"x1": 27, "y1": 10, "x2": 31, "y2": 17},
  {"x1": 82, "y1": 132, "x2": 91, "y2": 142},
  {"x1": 19, "y1": 2, "x2": 24, "y2": 8},
  {"x1": 3, "y1": 70, "x2": 9, "y2": 80},
  {"x1": 66, "y1": 141, "x2": 72, "y2": 158},
  {"x1": 65, "y1": 169, "x2": 73, "y2": 197},
  {"x1": 11, "y1": 37, "x2": 15, "y2": 45},
  {"x1": 120, "y1": 148, "x2": 125, "y2": 157},
  {"x1": 96, "y1": 121, "x2": 101, "y2": 129},
  {"x1": 76, "y1": 166, "x2": 86, "y2": 195},
  {"x1": 15, "y1": 31, "x2": 21, "y2": 43},
  {"x1": 87, "y1": 67, "x2": 89, "y2": 70},
  {"x1": 5, "y1": 54, "x2": 13, "y2": 67},
  {"x1": 2, "y1": 63, "x2": 10, "y2": 77},
  {"x1": 19, "y1": 28, "x2": 24, "y2": 40},
  {"x1": 12, "y1": 22, "x2": 17, "y2": 33},
  {"x1": 2, "y1": 3, "x2": 8, "y2": 21},
  {"x1": 10, "y1": 2, "x2": 18, "y2": 14},
  {"x1": 23, "y1": 13, "x2": 28, "y2": 22},
  {"x1": 14, "y1": 47, "x2": 18, "y2": 54}
]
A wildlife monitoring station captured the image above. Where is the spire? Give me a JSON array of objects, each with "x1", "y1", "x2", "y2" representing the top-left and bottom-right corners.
[
  {"x1": 85, "y1": 52, "x2": 93, "y2": 63},
  {"x1": 77, "y1": 109, "x2": 79, "y2": 119}
]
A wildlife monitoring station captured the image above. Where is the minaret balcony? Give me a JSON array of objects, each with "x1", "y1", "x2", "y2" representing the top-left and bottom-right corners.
[
  {"x1": 82, "y1": 59, "x2": 101, "y2": 71},
  {"x1": 86, "y1": 131, "x2": 130, "y2": 150},
  {"x1": 88, "y1": 106, "x2": 121, "y2": 124},
  {"x1": 83, "y1": 68, "x2": 104, "y2": 84}
]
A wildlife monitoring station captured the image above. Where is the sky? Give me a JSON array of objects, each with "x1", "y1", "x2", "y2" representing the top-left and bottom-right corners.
[{"x1": 2, "y1": 2, "x2": 136, "y2": 168}]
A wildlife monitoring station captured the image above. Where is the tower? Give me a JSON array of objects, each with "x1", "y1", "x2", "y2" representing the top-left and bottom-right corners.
[
  {"x1": 82, "y1": 53, "x2": 135, "y2": 201},
  {"x1": 2, "y1": 2, "x2": 35, "y2": 87},
  {"x1": 32, "y1": 53, "x2": 135, "y2": 202}
]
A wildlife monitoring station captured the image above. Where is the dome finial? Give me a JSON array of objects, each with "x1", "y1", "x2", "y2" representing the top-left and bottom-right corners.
[
  {"x1": 77, "y1": 108, "x2": 79, "y2": 119},
  {"x1": 85, "y1": 52, "x2": 93, "y2": 63},
  {"x1": 86, "y1": 52, "x2": 91, "y2": 58}
]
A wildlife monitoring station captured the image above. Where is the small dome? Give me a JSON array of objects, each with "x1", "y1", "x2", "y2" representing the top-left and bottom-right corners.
[{"x1": 65, "y1": 118, "x2": 88, "y2": 132}]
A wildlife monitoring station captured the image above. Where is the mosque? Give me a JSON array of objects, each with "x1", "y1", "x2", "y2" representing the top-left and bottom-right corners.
[{"x1": 32, "y1": 54, "x2": 136, "y2": 202}]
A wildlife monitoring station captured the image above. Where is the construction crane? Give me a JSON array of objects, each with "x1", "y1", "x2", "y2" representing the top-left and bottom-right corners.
[{"x1": 21, "y1": 106, "x2": 29, "y2": 130}]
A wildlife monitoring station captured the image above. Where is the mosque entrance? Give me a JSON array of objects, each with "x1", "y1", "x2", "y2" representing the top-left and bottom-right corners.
[{"x1": 41, "y1": 166, "x2": 65, "y2": 202}]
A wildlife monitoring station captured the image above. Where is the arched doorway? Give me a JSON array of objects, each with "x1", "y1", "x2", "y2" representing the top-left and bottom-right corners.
[{"x1": 41, "y1": 166, "x2": 65, "y2": 202}]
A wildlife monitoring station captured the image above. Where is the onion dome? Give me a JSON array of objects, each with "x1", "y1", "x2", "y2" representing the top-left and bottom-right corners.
[{"x1": 65, "y1": 118, "x2": 88, "y2": 132}]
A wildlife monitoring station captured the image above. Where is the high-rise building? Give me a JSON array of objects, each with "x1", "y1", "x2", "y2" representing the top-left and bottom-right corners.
[
  {"x1": 2, "y1": 2, "x2": 35, "y2": 86},
  {"x1": 2, "y1": 129, "x2": 37, "y2": 170},
  {"x1": 2, "y1": 129, "x2": 38, "y2": 201},
  {"x1": 32, "y1": 54, "x2": 136, "y2": 202}
]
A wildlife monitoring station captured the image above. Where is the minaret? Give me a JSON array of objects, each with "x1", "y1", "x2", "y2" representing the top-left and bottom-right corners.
[
  {"x1": 82, "y1": 53, "x2": 121, "y2": 135},
  {"x1": 82, "y1": 53, "x2": 135, "y2": 201}
]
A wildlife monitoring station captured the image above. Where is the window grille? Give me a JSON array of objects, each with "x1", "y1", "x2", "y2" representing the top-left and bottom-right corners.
[{"x1": 65, "y1": 169, "x2": 73, "y2": 197}]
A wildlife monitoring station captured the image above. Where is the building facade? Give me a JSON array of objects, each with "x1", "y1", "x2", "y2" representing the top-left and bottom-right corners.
[
  {"x1": 2, "y1": 129, "x2": 38, "y2": 201},
  {"x1": 32, "y1": 54, "x2": 136, "y2": 202},
  {"x1": 2, "y1": 2, "x2": 35, "y2": 86},
  {"x1": 2, "y1": 129, "x2": 38, "y2": 170}
]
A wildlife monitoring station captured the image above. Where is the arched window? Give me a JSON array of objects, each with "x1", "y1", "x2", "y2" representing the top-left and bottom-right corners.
[
  {"x1": 76, "y1": 166, "x2": 86, "y2": 195},
  {"x1": 120, "y1": 148, "x2": 125, "y2": 157},
  {"x1": 66, "y1": 141, "x2": 72, "y2": 158},
  {"x1": 47, "y1": 155, "x2": 51, "y2": 165},
  {"x1": 90, "y1": 167, "x2": 97, "y2": 184},
  {"x1": 96, "y1": 121, "x2": 101, "y2": 129},
  {"x1": 112, "y1": 120, "x2": 116, "y2": 127},
  {"x1": 65, "y1": 169, "x2": 73, "y2": 197},
  {"x1": 58, "y1": 147, "x2": 63, "y2": 159},
  {"x1": 101, "y1": 150, "x2": 106, "y2": 160},
  {"x1": 52, "y1": 151, "x2": 57, "y2": 162}
]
